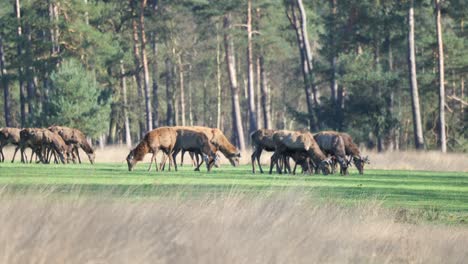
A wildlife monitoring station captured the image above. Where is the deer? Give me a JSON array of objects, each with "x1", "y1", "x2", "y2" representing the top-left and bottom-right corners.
[
  {"x1": 313, "y1": 131, "x2": 349, "y2": 175},
  {"x1": 269, "y1": 130, "x2": 331, "y2": 175},
  {"x1": 126, "y1": 127, "x2": 177, "y2": 172},
  {"x1": 189, "y1": 126, "x2": 241, "y2": 167},
  {"x1": 48, "y1": 126, "x2": 95, "y2": 164},
  {"x1": 0, "y1": 128, "x2": 23, "y2": 163},
  {"x1": 339, "y1": 132, "x2": 370, "y2": 174},
  {"x1": 171, "y1": 128, "x2": 219, "y2": 172},
  {"x1": 250, "y1": 129, "x2": 276, "y2": 173}
]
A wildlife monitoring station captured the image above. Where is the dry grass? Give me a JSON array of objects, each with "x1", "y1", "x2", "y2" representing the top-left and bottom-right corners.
[
  {"x1": 0, "y1": 189, "x2": 467, "y2": 264},
  {"x1": 2, "y1": 145, "x2": 467, "y2": 172}
]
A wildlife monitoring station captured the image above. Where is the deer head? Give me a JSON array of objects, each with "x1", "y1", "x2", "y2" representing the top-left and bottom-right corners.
[
  {"x1": 126, "y1": 150, "x2": 136, "y2": 171},
  {"x1": 228, "y1": 152, "x2": 241, "y2": 167},
  {"x1": 353, "y1": 155, "x2": 370, "y2": 174}
]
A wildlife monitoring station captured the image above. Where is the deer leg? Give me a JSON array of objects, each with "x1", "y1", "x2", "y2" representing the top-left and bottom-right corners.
[
  {"x1": 251, "y1": 148, "x2": 257, "y2": 173},
  {"x1": 269, "y1": 152, "x2": 278, "y2": 174},
  {"x1": 257, "y1": 149, "x2": 264, "y2": 174},
  {"x1": 195, "y1": 153, "x2": 204, "y2": 172},
  {"x1": 75, "y1": 147, "x2": 82, "y2": 164},
  {"x1": 172, "y1": 151, "x2": 178, "y2": 172},
  {"x1": 11, "y1": 146, "x2": 20, "y2": 163},
  {"x1": 148, "y1": 152, "x2": 157, "y2": 172},
  {"x1": 180, "y1": 150, "x2": 185, "y2": 167}
]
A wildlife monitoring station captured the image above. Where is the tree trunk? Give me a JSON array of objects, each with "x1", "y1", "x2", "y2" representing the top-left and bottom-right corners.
[
  {"x1": 329, "y1": 0, "x2": 338, "y2": 105},
  {"x1": 387, "y1": 35, "x2": 399, "y2": 151},
  {"x1": 296, "y1": 0, "x2": 319, "y2": 106},
  {"x1": 165, "y1": 57, "x2": 175, "y2": 126},
  {"x1": 407, "y1": 0, "x2": 425, "y2": 150},
  {"x1": 246, "y1": 0, "x2": 258, "y2": 135},
  {"x1": 151, "y1": 32, "x2": 159, "y2": 128},
  {"x1": 121, "y1": 61, "x2": 132, "y2": 148},
  {"x1": 285, "y1": 0, "x2": 318, "y2": 131},
  {"x1": 139, "y1": 0, "x2": 153, "y2": 132},
  {"x1": 256, "y1": 57, "x2": 262, "y2": 128},
  {"x1": 15, "y1": 0, "x2": 27, "y2": 127},
  {"x1": 224, "y1": 13, "x2": 246, "y2": 150},
  {"x1": 259, "y1": 56, "x2": 271, "y2": 129},
  {"x1": 178, "y1": 54, "x2": 186, "y2": 126},
  {"x1": 435, "y1": 0, "x2": 446, "y2": 153},
  {"x1": 216, "y1": 23, "x2": 222, "y2": 129},
  {"x1": 187, "y1": 64, "x2": 193, "y2": 126},
  {"x1": 0, "y1": 35, "x2": 11, "y2": 127},
  {"x1": 131, "y1": 9, "x2": 145, "y2": 138}
]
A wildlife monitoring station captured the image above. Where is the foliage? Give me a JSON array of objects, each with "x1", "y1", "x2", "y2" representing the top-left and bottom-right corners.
[{"x1": 44, "y1": 59, "x2": 110, "y2": 138}]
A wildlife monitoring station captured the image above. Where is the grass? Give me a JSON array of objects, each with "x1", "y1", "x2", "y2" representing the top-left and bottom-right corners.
[
  {"x1": 0, "y1": 162, "x2": 467, "y2": 224},
  {"x1": 1, "y1": 161, "x2": 468, "y2": 263}
]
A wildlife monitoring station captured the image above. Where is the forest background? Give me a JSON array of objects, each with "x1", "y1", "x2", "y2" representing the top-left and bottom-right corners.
[{"x1": 0, "y1": 0, "x2": 466, "y2": 152}]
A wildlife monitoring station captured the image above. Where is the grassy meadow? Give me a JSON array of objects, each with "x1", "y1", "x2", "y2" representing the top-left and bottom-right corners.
[
  {"x1": 0, "y1": 161, "x2": 467, "y2": 224},
  {"x1": 1, "y1": 151, "x2": 468, "y2": 263}
]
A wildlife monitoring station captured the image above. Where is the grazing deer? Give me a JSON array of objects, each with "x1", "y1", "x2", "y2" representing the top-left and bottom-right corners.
[
  {"x1": 250, "y1": 129, "x2": 276, "y2": 173},
  {"x1": 340, "y1": 132, "x2": 370, "y2": 174},
  {"x1": 314, "y1": 131, "x2": 349, "y2": 175},
  {"x1": 172, "y1": 128, "x2": 219, "y2": 172},
  {"x1": 126, "y1": 127, "x2": 177, "y2": 172},
  {"x1": 270, "y1": 130, "x2": 331, "y2": 175},
  {"x1": 190, "y1": 126, "x2": 241, "y2": 167},
  {"x1": 48, "y1": 126, "x2": 95, "y2": 164}
]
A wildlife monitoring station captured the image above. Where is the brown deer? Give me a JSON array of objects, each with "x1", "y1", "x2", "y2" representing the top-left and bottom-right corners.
[
  {"x1": 48, "y1": 126, "x2": 95, "y2": 164},
  {"x1": 171, "y1": 128, "x2": 219, "y2": 172},
  {"x1": 0, "y1": 128, "x2": 23, "y2": 162},
  {"x1": 314, "y1": 131, "x2": 349, "y2": 175},
  {"x1": 250, "y1": 129, "x2": 276, "y2": 173},
  {"x1": 41, "y1": 129, "x2": 67, "y2": 164},
  {"x1": 14, "y1": 128, "x2": 46, "y2": 163},
  {"x1": 190, "y1": 126, "x2": 241, "y2": 167},
  {"x1": 126, "y1": 127, "x2": 177, "y2": 172},
  {"x1": 270, "y1": 130, "x2": 331, "y2": 175},
  {"x1": 340, "y1": 132, "x2": 369, "y2": 174}
]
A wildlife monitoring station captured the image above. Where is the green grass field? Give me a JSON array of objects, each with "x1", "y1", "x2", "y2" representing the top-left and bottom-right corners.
[{"x1": 1, "y1": 162, "x2": 467, "y2": 224}]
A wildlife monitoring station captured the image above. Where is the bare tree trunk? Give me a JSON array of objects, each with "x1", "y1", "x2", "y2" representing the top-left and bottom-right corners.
[
  {"x1": 0, "y1": 35, "x2": 11, "y2": 127},
  {"x1": 165, "y1": 57, "x2": 175, "y2": 126},
  {"x1": 216, "y1": 23, "x2": 222, "y2": 129},
  {"x1": 435, "y1": 0, "x2": 446, "y2": 153},
  {"x1": 139, "y1": 0, "x2": 153, "y2": 132},
  {"x1": 285, "y1": 0, "x2": 318, "y2": 131},
  {"x1": 178, "y1": 54, "x2": 186, "y2": 126},
  {"x1": 256, "y1": 57, "x2": 262, "y2": 128},
  {"x1": 259, "y1": 56, "x2": 271, "y2": 129},
  {"x1": 329, "y1": 0, "x2": 338, "y2": 105},
  {"x1": 131, "y1": 10, "x2": 145, "y2": 138},
  {"x1": 121, "y1": 61, "x2": 132, "y2": 148},
  {"x1": 387, "y1": 35, "x2": 399, "y2": 151},
  {"x1": 15, "y1": 0, "x2": 27, "y2": 127},
  {"x1": 151, "y1": 32, "x2": 159, "y2": 128},
  {"x1": 246, "y1": 0, "x2": 258, "y2": 135},
  {"x1": 296, "y1": 0, "x2": 319, "y2": 106},
  {"x1": 224, "y1": 13, "x2": 246, "y2": 150},
  {"x1": 187, "y1": 64, "x2": 193, "y2": 126},
  {"x1": 407, "y1": 0, "x2": 425, "y2": 150}
]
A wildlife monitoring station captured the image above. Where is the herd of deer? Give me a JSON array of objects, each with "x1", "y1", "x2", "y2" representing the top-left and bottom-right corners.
[
  {"x1": 1, "y1": 124, "x2": 368, "y2": 175},
  {"x1": 0, "y1": 126, "x2": 95, "y2": 165},
  {"x1": 251, "y1": 129, "x2": 369, "y2": 175},
  {"x1": 125, "y1": 126, "x2": 369, "y2": 175}
]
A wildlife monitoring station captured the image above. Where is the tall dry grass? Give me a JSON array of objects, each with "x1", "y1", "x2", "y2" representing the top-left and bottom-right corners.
[{"x1": 0, "y1": 189, "x2": 467, "y2": 264}]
